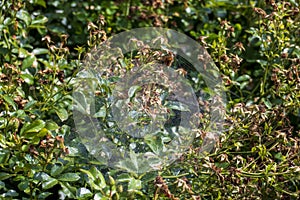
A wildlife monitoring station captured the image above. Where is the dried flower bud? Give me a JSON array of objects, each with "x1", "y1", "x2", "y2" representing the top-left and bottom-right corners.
[
  {"x1": 281, "y1": 52, "x2": 288, "y2": 59},
  {"x1": 220, "y1": 54, "x2": 230, "y2": 63},
  {"x1": 42, "y1": 35, "x2": 51, "y2": 44},
  {"x1": 253, "y1": 7, "x2": 267, "y2": 18},
  {"x1": 234, "y1": 42, "x2": 245, "y2": 51},
  {"x1": 57, "y1": 70, "x2": 65, "y2": 83},
  {"x1": 98, "y1": 15, "x2": 106, "y2": 26},
  {"x1": 87, "y1": 22, "x2": 97, "y2": 31}
]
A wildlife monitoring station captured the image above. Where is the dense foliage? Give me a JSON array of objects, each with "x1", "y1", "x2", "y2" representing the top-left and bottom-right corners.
[{"x1": 0, "y1": 0, "x2": 299, "y2": 199}]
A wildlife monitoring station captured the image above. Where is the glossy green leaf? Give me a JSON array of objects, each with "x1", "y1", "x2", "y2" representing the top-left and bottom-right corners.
[
  {"x1": 24, "y1": 100, "x2": 37, "y2": 110},
  {"x1": 3, "y1": 95, "x2": 17, "y2": 110},
  {"x1": 55, "y1": 107, "x2": 68, "y2": 121},
  {"x1": 50, "y1": 164, "x2": 65, "y2": 177},
  {"x1": 45, "y1": 121, "x2": 59, "y2": 130},
  {"x1": 33, "y1": 172, "x2": 50, "y2": 181},
  {"x1": 18, "y1": 48, "x2": 29, "y2": 58},
  {"x1": 20, "y1": 119, "x2": 46, "y2": 136},
  {"x1": 32, "y1": 48, "x2": 49, "y2": 55},
  {"x1": 76, "y1": 188, "x2": 93, "y2": 198},
  {"x1": 42, "y1": 177, "x2": 58, "y2": 190},
  {"x1": 73, "y1": 91, "x2": 88, "y2": 114},
  {"x1": 31, "y1": 16, "x2": 48, "y2": 25},
  {"x1": 38, "y1": 192, "x2": 52, "y2": 199},
  {"x1": 144, "y1": 135, "x2": 164, "y2": 155},
  {"x1": 128, "y1": 177, "x2": 142, "y2": 191},
  {"x1": 60, "y1": 182, "x2": 76, "y2": 199},
  {"x1": 58, "y1": 173, "x2": 80, "y2": 182},
  {"x1": 90, "y1": 167, "x2": 106, "y2": 188},
  {"x1": 93, "y1": 106, "x2": 106, "y2": 118},
  {"x1": 16, "y1": 10, "x2": 31, "y2": 26},
  {"x1": 20, "y1": 73, "x2": 34, "y2": 85},
  {"x1": 80, "y1": 167, "x2": 106, "y2": 190},
  {"x1": 94, "y1": 193, "x2": 109, "y2": 200},
  {"x1": 236, "y1": 74, "x2": 251, "y2": 82},
  {"x1": 22, "y1": 55, "x2": 36, "y2": 69},
  {"x1": 165, "y1": 101, "x2": 190, "y2": 111}
]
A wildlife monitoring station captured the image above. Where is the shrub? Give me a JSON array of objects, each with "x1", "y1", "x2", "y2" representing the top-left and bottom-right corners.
[{"x1": 0, "y1": 0, "x2": 299, "y2": 199}]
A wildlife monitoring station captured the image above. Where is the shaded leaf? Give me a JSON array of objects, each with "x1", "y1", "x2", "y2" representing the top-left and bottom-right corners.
[
  {"x1": 3, "y1": 190, "x2": 19, "y2": 197},
  {"x1": 0, "y1": 172, "x2": 13, "y2": 181}
]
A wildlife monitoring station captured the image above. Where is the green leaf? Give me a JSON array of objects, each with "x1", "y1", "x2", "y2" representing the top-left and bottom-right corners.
[
  {"x1": 31, "y1": 16, "x2": 48, "y2": 25},
  {"x1": 3, "y1": 95, "x2": 17, "y2": 110},
  {"x1": 45, "y1": 121, "x2": 59, "y2": 130},
  {"x1": 16, "y1": 10, "x2": 31, "y2": 26},
  {"x1": 116, "y1": 173, "x2": 131, "y2": 182},
  {"x1": 32, "y1": 48, "x2": 49, "y2": 55},
  {"x1": 128, "y1": 85, "x2": 141, "y2": 99},
  {"x1": 262, "y1": 98, "x2": 272, "y2": 109},
  {"x1": 73, "y1": 91, "x2": 88, "y2": 114},
  {"x1": 38, "y1": 192, "x2": 52, "y2": 199},
  {"x1": 0, "y1": 181, "x2": 5, "y2": 190},
  {"x1": 236, "y1": 74, "x2": 251, "y2": 82},
  {"x1": 18, "y1": 180, "x2": 29, "y2": 191},
  {"x1": 80, "y1": 167, "x2": 106, "y2": 189},
  {"x1": 58, "y1": 173, "x2": 80, "y2": 182},
  {"x1": 94, "y1": 193, "x2": 109, "y2": 200},
  {"x1": 20, "y1": 73, "x2": 34, "y2": 85},
  {"x1": 33, "y1": 172, "x2": 50, "y2": 181},
  {"x1": 93, "y1": 106, "x2": 106, "y2": 118},
  {"x1": 165, "y1": 101, "x2": 190, "y2": 111},
  {"x1": 128, "y1": 177, "x2": 142, "y2": 191},
  {"x1": 3, "y1": 190, "x2": 19, "y2": 197},
  {"x1": 20, "y1": 119, "x2": 46, "y2": 136},
  {"x1": 60, "y1": 182, "x2": 76, "y2": 198},
  {"x1": 22, "y1": 55, "x2": 36, "y2": 69},
  {"x1": 55, "y1": 107, "x2": 68, "y2": 121},
  {"x1": 34, "y1": 0, "x2": 46, "y2": 7},
  {"x1": 0, "y1": 172, "x2": 13, "y2": 181},
  {"x1": 144, "y1": 135, "x2": 164, "y2": 155},
  {"x1": 18, "y1": 48, "x2": 29, "y2": 58},
  {"x1": 76, "y1": 188, "x2": 93, "y2": 198},
  {"x1": 42, "y1": 178, "x2": 58, "y2": 190},
  {"x1": 50, "y1": 164, "x2": 65, "y2": 177},
  {"x1": 90, "y1": 167, "x2": 106, "y2": 188},
  {"x1": 24, "y1": 100, "x2": 37, "y2": 110}
]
